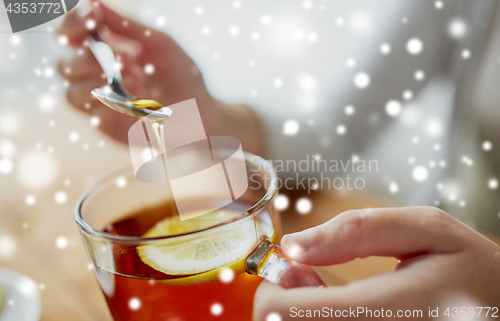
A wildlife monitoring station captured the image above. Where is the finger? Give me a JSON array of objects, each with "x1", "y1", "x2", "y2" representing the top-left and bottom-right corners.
[
  {"x1": 58, "y1": 48, "x2": 102, "y2": 81},
  {"x1": 281, "y1": 207, "x2": 468, "y2": 266},
  {"x1": 70, "y1": 101, "x2": 137, "y2": 143},
  {"x1": 58, "y1": 1, "x2": 103, "y2": 47},
  {"x1": 66, "y1": 78, "x2": 106, "y2": 110},
  {"x1": 66, "y1": 89, "x2": 140, "y2": 144},
  {"x1": 253, "y1": 262, "x2": 442, "y2": 321},
  {"x1": 253, "y1": 278, "x2": 406, "y2": 321},
  {"x1": 123, "y1": 64, "x2": 146, "y2": 98},
  {"x1": 65, "y1": 70, "x2": 143, "y2": 110},
  {"x1": 90, "y1": 104, "x2": 137, "y2": 143},
  {"x1": 96, "y1": 1, "x2": 166, "y2": 46},
  {"x1": 58, "y1": 47, "x2": 132, "y2": 82}
]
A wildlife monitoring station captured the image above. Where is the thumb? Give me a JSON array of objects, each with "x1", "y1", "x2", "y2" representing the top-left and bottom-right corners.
[
  {"x1": 59, "y1": 1, "x2": 167, "y2": 48},
  {"x1": 280, "y1": 206, "x2": 468, "y2": 266},
  {"x1": 96, "y1": 1, "x2": 167, "y2": 47}
]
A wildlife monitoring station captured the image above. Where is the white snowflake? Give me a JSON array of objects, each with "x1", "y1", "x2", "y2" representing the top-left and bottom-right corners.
[
  {"x1": 0, "y1": 140, "x2": 16, "y2": 158},
  {"x1": 144, "y1": 64, "x2": 155, "y2": 75},
  {"x1": 385, "y1": 100, "x2": 402, "y2": 117},
  {"x1": 0, "y1": 235, "x2": 16, "y2": 258},
  {"x1": 90, "y1": 116, "x2": 100, "y2": 127},
  {"x1": 448, "y1": 19, "x2": 467, "y2": 39},
  {"x1": 307, "y1": 32, "x2": 318, "y2": 42},
  {"x1": 0, "y1": 158, "x2": 13, "y2": 174},
  {"x1": 266, "y1": 313, "x2": 282, "y2": 321},
  {"x1": 228, "y1": 25, "x2": 239, "y2": 36},
  {"x1": 349, "y1": 12, "x2": 372, "y2": 34},
  {"x1": 336, "y1": 124, "x2": 346, "y2": 135},
  {"x1": 58, "y1": 35, "x2": 68, "y2": 46},
  {"x1": 274, "y1": 194, "x2": 289, "y2": 210},
  {"x1": 414, "y1": 70, "x2": 425, "y2": 81},
  {"x1": 211, "y1": 303, "x2": 223, "y2": 316},
  {"x1": 296, "y1": 198, "x2": 312, "y2": 214},
  {"x1": 129, "y1": 298, "x2": 141, "y2": 310},
  {"x1": 412, "y1": 166, "x2": 428, "y2": 182},
  {"x1": 461, "y1": 156, "x2": 473, "y2": 166},
  {"x1": 17, "y1": 150, "x2": 57, "y2": 189},
  {"x1": 380, "y1": 43, "x2": 391, "y2": 54},
  {"x1": 403, "y1": 90, "x2": 413, "y2": 100},
  {"x1": 0, "y1": 112, "x2": 20, "y2": 134},
  {"x1": 296, "y1": 74, "x2": 318, "y2": 93},
  {"x1": 25, "y1": 195, "x2": 36, "y2": 206},
  {"x1": 85, "y1": 19, "x2": 96, "y2": 30},
  {"x1": 283, "y1": 120, "x2": 299, "y2": 136},
  {"x1": 69, "y1": 131, "x2": 80, "y2": 142},
  {"x1": 219, "y1": 268, "x2": 235, "y2": 283},
  {"x1": 43, "y1": 67, "x2": 54, "y2": 78},
  {"x1": 261, "y1": 15, "x2": 272, "y2": 25},
  {"x1": 55, "y1": 191, "x2": 68, "y2": 204},
  {"x1": 194, "y1": 6, "x2": 204, "y2": 15},
  {"x1": 56, "y1": 236, "x2": 68, "y2": 249},
  {"x1": 155, "y1": 16, "x2": 166, "y2": 27},
  {"x1": 302, "y1": 1, "x2": 313, "y2": 10},
  {"x1": 10, "y1": 35, "x2": 21, "y2": 46},
  {"x1": 389, "y1": 182, "x2": 399, "y2": 194},
  {"x1": 345, "y1": 105, "x2": 355, "y2": 115},
  {"x1": 406, "y1": 38, "x2": 423, "y2": 55},
  {"x1": 346, "y1": 58, "x2": 356, "y2": 68},
  {"x1": 202, "y1": 26, "x2": 211, "y2": 35},
  {"x1": 116, "y1": 177, "x2": 127, "y2": 188},
  {"x1": 353, "y1": 72, "x2": 370, "y2": 88},
  {"x1": 482, "y1": 141, "x2": 492, "y2": 151},
  {"x1": 425, "y1": 119, "x2": 442, "y2": 136}
]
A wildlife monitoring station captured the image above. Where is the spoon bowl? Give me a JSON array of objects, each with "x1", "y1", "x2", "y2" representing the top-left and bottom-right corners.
[
  {"x1": 88, "y1": 31, "x2": 172, "y2": 122},
  {"x1": 91, "y1": 87, "x2": 172, "y2": 122}
]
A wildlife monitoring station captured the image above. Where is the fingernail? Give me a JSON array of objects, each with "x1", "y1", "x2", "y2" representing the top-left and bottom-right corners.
[
  {"x1": 78, "y1": 1, "x2": 102, "y2": 23},
  {"x1": 281, "y1": 230, "x2": 313, "y2": 258},
  {"x1": 77, "y1": 2, "x2": 93, "y2": 17}
]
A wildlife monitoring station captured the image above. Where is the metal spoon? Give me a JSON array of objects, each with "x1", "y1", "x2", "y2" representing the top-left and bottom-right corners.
[{"x1": 87, "y1": 32, "x2": 172, "y2": 122}]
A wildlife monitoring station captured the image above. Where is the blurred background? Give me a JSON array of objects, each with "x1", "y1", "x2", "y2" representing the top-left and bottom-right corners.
[{"x1": 1, "y1": 0, "x2": 500, "y2": 320}]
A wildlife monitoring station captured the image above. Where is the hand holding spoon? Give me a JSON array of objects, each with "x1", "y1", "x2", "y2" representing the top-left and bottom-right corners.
[{"x1": 87, "y1": 31, "x2": 172, "y2": 122}]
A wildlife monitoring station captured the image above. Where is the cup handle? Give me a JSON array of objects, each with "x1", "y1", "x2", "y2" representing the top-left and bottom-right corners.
[{"x1": 245, "y1": 239, "x2": 326, "y2": 289}]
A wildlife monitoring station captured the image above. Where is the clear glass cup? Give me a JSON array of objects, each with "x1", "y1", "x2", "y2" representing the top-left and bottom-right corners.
[{"x1": 75, "y1": 152, "x2": 325, "y2": 321}]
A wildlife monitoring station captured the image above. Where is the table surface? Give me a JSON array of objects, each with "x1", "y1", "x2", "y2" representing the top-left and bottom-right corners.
[{"x1": 1, "y1": 189, "x2": 499, "y2": 321}]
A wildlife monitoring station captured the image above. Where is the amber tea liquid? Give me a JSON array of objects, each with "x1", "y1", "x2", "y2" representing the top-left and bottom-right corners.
[{"x1": 97, "y1": 201, "x2": 279, "y2": 321}]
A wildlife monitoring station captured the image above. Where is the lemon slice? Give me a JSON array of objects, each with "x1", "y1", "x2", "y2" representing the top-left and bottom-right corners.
[{"x1": 138, "y1": 209, "x2": 257, "y2": 279}]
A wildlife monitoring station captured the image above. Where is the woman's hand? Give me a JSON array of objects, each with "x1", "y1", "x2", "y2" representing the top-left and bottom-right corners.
[
  {"x1": 254, "y1": 207, "x2": 500, "y2": 320},
  {"x1": 58, "y1": 1, "x2": 262, "y2": 154}
]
